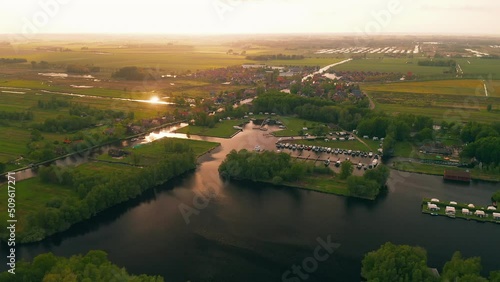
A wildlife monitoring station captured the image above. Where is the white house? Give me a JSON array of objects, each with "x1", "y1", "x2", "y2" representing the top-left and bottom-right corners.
[
  {"x1": 431, "y1": 198, "x2": 440, "y2": 203},
  {"x1": 462, "y1": 208, "x2": 472, "y2": 215},
  {"x1": 493, "y1": 213, "x2": 500, "y2": 220},
  {"x1": 487, "y1": 206, "x2": 497, "y2": 211},
  {"x1": 450, "y1": 201, "x2": 457, "y2": 205},
  {"x1": 468, "y1": 204, "x2": 475, "y2": 208}
]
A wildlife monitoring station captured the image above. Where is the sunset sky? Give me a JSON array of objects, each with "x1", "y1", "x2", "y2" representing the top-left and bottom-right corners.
[{"x1": 1, "y1": 0, "x2": 499, "y2": 35}]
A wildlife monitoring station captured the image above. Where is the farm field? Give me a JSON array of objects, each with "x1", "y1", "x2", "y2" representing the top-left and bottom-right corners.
[
  {"x1": 331, "y1": 58, "x2": 450, "y2": 76},
  {"x1": 362, "y1": 79, "x2": 497, "y2": 97},
  {"x1": 362, "y1": 79, "x2": 500, "y2": 124}
]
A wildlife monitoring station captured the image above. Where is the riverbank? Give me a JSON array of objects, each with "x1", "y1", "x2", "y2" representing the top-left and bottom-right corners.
[
  {"x1": 0, "y1": 138, "x2": 220, "y2": 244},
  {"x1": 391, "y1": 160, "x2": 500, "y2": 183}
]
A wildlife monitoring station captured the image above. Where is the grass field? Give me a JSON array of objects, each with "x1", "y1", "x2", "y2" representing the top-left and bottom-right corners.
[
  {"x1": 97, "y1": 138, "x2": 220, "y2": 165},
  {"x1": 393, "y1": 161, "x2": 500, "y2": 182},
  {"x1": 0, "y1": 177, "x2": 79, "y2": 233},
  {"x1": 286, "y1": 174, "x2": 349, "y2": 196},
  {"x1": 175, "y1": 119, "x2": 244, "y2": 138},
  {"x1": 272, "y1": 116, "x2": 324, "y2": 137}
]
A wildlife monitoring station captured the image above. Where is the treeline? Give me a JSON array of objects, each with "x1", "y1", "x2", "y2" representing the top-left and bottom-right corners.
[
  {"x1": 347, "y1": 165, "x2": 390, "y2": 199},
  {"x1": 0, "y1": 110, "x2": 33, "y2": 121},
  {"x1": 418, "y1": 59, "x2": 456, "y2": 67},
  {"x1": 69, "y1": 103, "x2": 131, "y2": 120},
  {"x1": 0, "y1": 250, "x2": 164, "y2": 281},
  {"x1": 0, "y1": 58, "x2": 27, "y2": 64},
  {"x1": 34, "y1": 115, "x2": 94, "y2": 133},
  {"x1": 37, "y1": 97, "x2": 71, "y2": 109},
  {"x1": 66, "y1": 64, "x2": 100, "y2": 74},
  {"x1": 219, "y1": 150, "x2": 329, "y2": 184},
  {"x1": 5, "y1": 140, "x2": 197, "y2": 243},
  {"x1": 245, "y1": 54, "x2": 305, "y2": 61},
  {"x1": 253, "y1": 91, "x2": 370, "y2": 130},
  {"x1": 112, "y1": 66, "x2": 155, "y2": 80},
  {"x1": 253, "y1": 92, "x2": 337, "y2": 115},
  {"x1": 460, "y1": 122, "x2": 500, "y2": 165},
  {"x1": 363, "y1": 242, "x2": 500, "y2": 282},
  {"x1": 30, "y1": 60, "x2": 50, "y2": 69},
  {"x1": 34, "y1": 103, "x2": 132, "y2": 133},
  {"x1": 357, "y1": 113, "x2": 433, "y2": 139}
]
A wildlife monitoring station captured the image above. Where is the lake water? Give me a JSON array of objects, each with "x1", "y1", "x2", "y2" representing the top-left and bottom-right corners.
[{"x1": 2, "y1": 124, "x2": 499, "y2": 281}]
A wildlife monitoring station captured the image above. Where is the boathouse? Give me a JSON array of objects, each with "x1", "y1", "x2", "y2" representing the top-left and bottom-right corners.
[
  {"x1": 443, "y1": 170, "x2": 471, "y2": 182},
  {"x1": 474, "y1": 210, "x2": 486, "y2": 218},
  {"x1": 428, "y1": 203, "x2": 439, "y2": 211},
  {"x1": 445, "y1": 206, "x2": 456, "y2": 215}
]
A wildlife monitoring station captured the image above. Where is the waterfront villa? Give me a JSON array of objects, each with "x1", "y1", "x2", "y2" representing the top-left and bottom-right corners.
[
  {"x1": 450, "y1": 201, "x2": 457, "y2": 205},
  {"x1": 468, "y1": 204, "x2": 475, "y2": 208},
  {"x1": 493, "y1": 213, "x2": 500, "y2": 220},
  {"x1": 431, "y1": 198, "x2": 440, "y2": 203},
  {"x1": 487, "y1": 206, "x2": 497, "y2": 211},
  {"x1": 462, "y1": 208, "x2": 472, "y2": 215}
]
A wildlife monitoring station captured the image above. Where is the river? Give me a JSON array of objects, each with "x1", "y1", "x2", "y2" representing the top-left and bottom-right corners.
[{"x1": 2, "y1": 123, "x2": 500, "y2": 281}]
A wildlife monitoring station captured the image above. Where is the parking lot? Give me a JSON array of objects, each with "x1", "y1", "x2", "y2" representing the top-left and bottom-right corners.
[{"x1": 275, "y1": 142, "x2": 381, "y2": 175}]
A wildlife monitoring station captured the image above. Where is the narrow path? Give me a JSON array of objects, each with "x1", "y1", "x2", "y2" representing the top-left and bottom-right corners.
[{"x1": 483, "y1": 81, "x2": 489, "y2": 97}]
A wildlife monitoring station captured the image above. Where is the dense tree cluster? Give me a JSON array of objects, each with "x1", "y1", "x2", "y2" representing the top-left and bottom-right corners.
[
  {"x1": 69, "y1": 103, "x2": 130, "y2": 120},
  {"x1": 362, "y1": 242, "x2": 436, "y2": 282},
  {"x1": 362, "y1": 243, "x2": 499, "y2": 282},
  {"x1": 30, "y1": 60, "x2": 50, "y2": 69},
  {"x1": 0, "y1": 110, "x2": 33, "y2": 121},
  {"x1": 245, "y1": 54, "x2": 304, "y2": 61},
  {"x1": 2, "y1": 139, "x2": 197, "y2": 243},
  {"x1": 37, "y1": 97, "x2": 71, "y2": 110},
  {"x1": 253, "y1": 91, "x2": 369, "y2": 130},
  {"x1": 460, "y1": 122, "x2": 500, "y2": 165},
  {"x1": 417, "y1": 59, "x2": 456, "y2": 67},
  {"x1": 347, "y1": 165, "x2": 389, "y2": 199},
  {"x1": 0, "y1": 250, "x2": 164, "y2": 281},
  {"x1": 112, "y1": 66, "x2": 155, "y2": 80},
  {"x1": 0, "y1": 58, "x2": 27, "y2": 64},
  {"x1": 461, "y1": 137, "x2": 500, "y2": 165},
  {"x1": 34, "y1": 116, "x2": 94, "y2": 133},
  {"x1": 66, "y1": 64, "x2": 100, "y2": 74},
  {"x1": 460, "y1": 122, "x2": 500, "y2": 143},
  {"x1": 34, "y1": 103, "x2": 131, "y2": 133},
  {"x1": 219, "y1": 150, "x2": 329, "y2": 183}
]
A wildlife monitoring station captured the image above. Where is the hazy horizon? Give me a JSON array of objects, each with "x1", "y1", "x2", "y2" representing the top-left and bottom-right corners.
[{"x1": 1, "y1": 0, "x2": 500, "y2": 36}]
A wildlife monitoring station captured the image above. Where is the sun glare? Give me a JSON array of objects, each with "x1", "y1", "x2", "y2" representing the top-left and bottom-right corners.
[{"x1": 149, "y1": 96, "x2": 160, "y2": 104}]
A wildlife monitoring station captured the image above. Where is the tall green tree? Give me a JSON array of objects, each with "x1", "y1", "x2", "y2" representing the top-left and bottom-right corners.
[
  {"x1": 362, "y1": 242, "x2": 437, "y2": 282},
  {"x1": 339, "y1": 160, "x2": 353, "y2": 179},
  {"x1": 442, "y1": 251, "x2": 487, "y2": 282}
]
